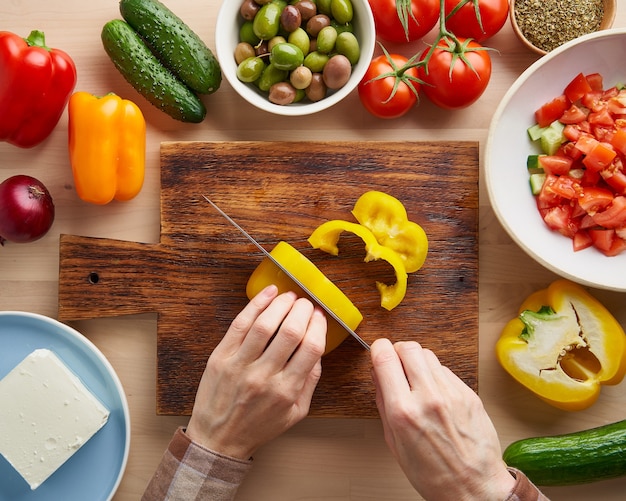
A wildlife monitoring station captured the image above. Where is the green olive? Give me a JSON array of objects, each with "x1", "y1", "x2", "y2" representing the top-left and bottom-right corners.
[
  {"x1": 257, "y1": 63, "x2": 289, "y2": 92},
  {"x1": 317, "y1": 0, "x2": 332, "y2": 15},
  {"x1": 330, "y1": 0, "x2": 353, "y2": 24},
  {"x1": 236, "y1": 56, "x2": 266, "y2": 83},
  {"x1": 303, "y1": 50, "x2": 329, "y2": 73},
  {"x1": 270, "y1": 42, "x2": 305, "y2": 71},
  {"x1": 335, "y1": 31, "x2": 360, "y2": 65},
  {"x1": 316, "y1": 26, "x2": 338, "y2": 54},
  {"x1": 253, "y1": 2, "x2": 283, "y2": 41},
  {"x1": 287, "y1": 27, "x2": 310, "y2": 56},
  {"x1": 240, "y1": 21, "x2": 261, "y2": 46}
]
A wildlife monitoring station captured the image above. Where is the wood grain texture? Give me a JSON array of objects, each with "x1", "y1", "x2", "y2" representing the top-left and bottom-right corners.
[{"x1": 58, "y1": 141, "x2": 479, "y2": 417}]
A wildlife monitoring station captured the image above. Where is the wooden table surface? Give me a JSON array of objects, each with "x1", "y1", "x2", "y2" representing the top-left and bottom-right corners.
[{"x1": 1, "y1": 1, "x2": 625, "y2": 499}]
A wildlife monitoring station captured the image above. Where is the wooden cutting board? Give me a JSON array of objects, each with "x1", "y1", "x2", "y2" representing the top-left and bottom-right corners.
[{"x1": 58, "y1": 141, "x2": 479, "y2": 418}]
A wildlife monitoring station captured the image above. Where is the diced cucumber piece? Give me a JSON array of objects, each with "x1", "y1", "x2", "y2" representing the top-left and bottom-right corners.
[
  {"x1": 529, "y1": 173, "x2": 547, "y2": 195},
  {"x1": 527, "y1": 123, "x2": 547, "y2": 141},
  {"x1": 527, "y1": 154, "x2": 545, "y2": 173},
  {"x1": 540, "y1": 120, "x2": 565, "y2": 155}
]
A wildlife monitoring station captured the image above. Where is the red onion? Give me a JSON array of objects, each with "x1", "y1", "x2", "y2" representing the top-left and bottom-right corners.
[{"x1": 0, "y1": 175, "x2": 55, "y2": 245}]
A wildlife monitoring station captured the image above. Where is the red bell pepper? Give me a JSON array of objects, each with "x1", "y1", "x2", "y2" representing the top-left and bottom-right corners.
[{"x1": 0, "y1": 30, "x2": 77, "y2": 148}]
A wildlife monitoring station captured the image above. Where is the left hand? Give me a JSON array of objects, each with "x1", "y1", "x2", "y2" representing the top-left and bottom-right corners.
[{"x1": 186, "y1": 285, "x2": 327, "y2": 459}]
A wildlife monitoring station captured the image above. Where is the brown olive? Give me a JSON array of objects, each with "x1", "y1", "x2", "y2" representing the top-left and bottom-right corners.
[
  {"x1": 253, "y1": 0, "x2": 273, "y2": 5},
  {"x1": 306, "y1": 14, "x2": 331, "y2": 37},
  {"x1": 255, "y1": 40, "x2": 269, "y2": 56},
  {"x1": 305, "y1": 73, "x2": 327, "y2": 102},
  {"x1": 240, "y1": 0, "x2": 260, "y2": 21},
  {"x1": 234, "y1": 42, "x2": 256, "y2": 65},
  {"x1": 269, "y1": 82, "x2": 297, "y2": 105},
  {"x1": 290, "y1": 65, "x2": 313, "y2": 89},
  {"x1": 294, "y1": 0, "x2": 317, "y2": 21},
  {"x1": 322, "y1": 54, "x2": 352, "y2": 89},
  {"x1": 280, "y1": 5, "x2": 302, "y2": 33}
]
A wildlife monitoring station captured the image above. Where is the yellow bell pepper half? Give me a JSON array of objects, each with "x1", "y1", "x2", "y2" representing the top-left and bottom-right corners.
[
  {"x1": 351, "y1": 191, "x2": 428, "y2": 273},
  {"x1": 68, "y1": 91, "x2": 146, "y2": 205},
  {"x1": 246, "y1": 241, "x2": 363, "y2": 355},
  {"x1": 308, "y1": 220, "x2": 408, "y2": 311},
  {"x1": 496, "y1": 279, "x2": 626, "y2": 411}
]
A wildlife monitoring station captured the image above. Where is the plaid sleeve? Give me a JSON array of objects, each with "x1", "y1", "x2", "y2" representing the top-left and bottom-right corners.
[
  {"x1": 142, "y1": 427, "x2": 253, "y2": 501},
  {"x1": 505, "y1": 468, "x2": 551, "y2": 501}
]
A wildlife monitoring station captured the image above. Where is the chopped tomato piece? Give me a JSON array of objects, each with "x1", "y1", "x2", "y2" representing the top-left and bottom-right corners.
[
  {"x1": 573, "y1": 229, "x2": 593, "y2": 252},
  {"x1": 592, "y1": 196, "x2": 626, "y2": 228},
  {"x1": 609, "y1": 128, "x2": 626, "y2": 155},
  {"x1": 603, "y1": 235, "x2": 626, "y2": 256},
  {"x1": 581, "y1": 90, "x2": 605, "y2": 112},
  {"x1": 582, "y1": 142, "x2": 616, "y2": 172},
  {"x1": 535, "y1": 94, "x2": 569, "y2": 128},
  {"x1": 578, "y1": 186, "x2": 614, "y2": 214},
  {"x1": 543, "y1": 204, "x2": 578, "y2": 238},
  {"x1": 563, "y1": 124, "x2": 583, "y2": 142},
  {"x1": 589, "y1": 108, "x2": 615, "y2": 127},
  {"x1": 585, "y1": 72, "x2": 603, "y2": 91},
  {"x1": 589, "y1": 228, "x2": 614, "y2": 252},
  {"x1": 601, "y1": 167, "x2": 626, "y2": 195},
  {"x1": 575, "y1": 134, "x2": 599, "y2": 155},
  {"x1": 564, "y1": 73, "x2": 592, "y2": 103},
  {"x1": 546, "y1": 175, "x2": 580, "y2": 199},
  {"x1": 560, "y1": 104, "x2": 587, "y2": 124},
  {"x1": 538, "y1": 155, "x2": 574, "y2": 175}
]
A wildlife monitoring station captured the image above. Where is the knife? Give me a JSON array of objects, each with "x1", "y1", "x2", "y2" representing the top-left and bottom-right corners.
[{"x1": 203, "y1": 195, "x2": 370, "y2": 351}]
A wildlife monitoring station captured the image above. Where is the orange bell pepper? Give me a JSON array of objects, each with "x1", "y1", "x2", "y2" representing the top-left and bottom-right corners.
[
  {"x1": 68, "y1": 91, "x2": 145, "y2": 204},
  {"x1": 246, "y1": 241, "x2": 363, "y2": 355},
  {"x1": 496, "y1": 279, "x2": 626, "y2": 411},
  {"x1": 308, "y1": 220, "x2": 408, "y2": 311}
]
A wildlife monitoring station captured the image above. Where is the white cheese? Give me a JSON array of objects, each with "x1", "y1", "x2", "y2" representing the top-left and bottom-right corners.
[{"x1": 0, "y1": 348, "x2": 110, "y2": 490}]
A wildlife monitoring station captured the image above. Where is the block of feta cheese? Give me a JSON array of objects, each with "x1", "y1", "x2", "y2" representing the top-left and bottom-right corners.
[{"x1": 0, "y1": 348, "x2": 110, "y2": 490}]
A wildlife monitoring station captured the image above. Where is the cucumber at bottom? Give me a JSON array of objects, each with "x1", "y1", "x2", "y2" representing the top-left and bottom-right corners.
[
  {"x1": 503, "y1": 419, "x2": 626, "y2": 486},
  {"x1": 101, "y1": 19, "x2": 206, "y2": 123}
]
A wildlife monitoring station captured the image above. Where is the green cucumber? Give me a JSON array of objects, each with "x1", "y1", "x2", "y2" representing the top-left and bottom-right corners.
[
  {"x1": 101, "y1": 19, "x2": 206, "y2": 123},
  {"x1": 503, "y1": 419, "x2": 626, "y2": 486},
  {"x1": 119, "y1": 0, "x2": 221, "y2": 95}
]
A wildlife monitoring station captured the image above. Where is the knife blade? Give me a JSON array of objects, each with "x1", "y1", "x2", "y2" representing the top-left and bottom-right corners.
[{"x1": 203, "y1": 195, "x2": 370, "y2": 351}]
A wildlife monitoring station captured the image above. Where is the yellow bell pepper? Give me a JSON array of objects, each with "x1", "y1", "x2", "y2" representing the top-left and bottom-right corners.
[
  {"x1": 308, "y1": 220, "x2": 408, "y2": 311},
  {"x1": 351, "y1": 190, "x2": 428, "y2": 273},
  {"x1": 496, "y1": 279, "x2": 626, "y2": 411},
  {"x1": 68, "y1": 91, "x2": 145, "y2": 205},
  {"x1": 246, "y1": 241, "x2": 363, "y2": 355}
]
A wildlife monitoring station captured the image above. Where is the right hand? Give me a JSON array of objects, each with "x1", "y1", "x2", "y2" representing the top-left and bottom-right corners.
[{"x1": 370, "y1": 338, "x2": 516, "y2": 501}]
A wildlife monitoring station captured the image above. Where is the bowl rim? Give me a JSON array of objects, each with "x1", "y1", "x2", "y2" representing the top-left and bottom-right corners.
[
  {"x1": 485, "y1": 27, "x2": 626, "y2": 292},
  {"x1": 214, "y1": 0, "x2": 376, "y2": 116}
]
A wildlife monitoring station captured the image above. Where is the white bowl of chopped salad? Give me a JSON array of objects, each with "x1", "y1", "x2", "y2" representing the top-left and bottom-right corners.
[{"x1": 485, "y1": 27, "x2": 626, "y2": 292}]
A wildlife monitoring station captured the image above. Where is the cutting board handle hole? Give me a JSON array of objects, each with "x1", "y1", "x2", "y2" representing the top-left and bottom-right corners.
[{"x1": 88, "y1": 272, "x2": 100, "y2": 284}]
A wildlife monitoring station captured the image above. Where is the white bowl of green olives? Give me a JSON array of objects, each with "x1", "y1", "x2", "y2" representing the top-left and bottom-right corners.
[{"x1": 216, "y1": 0, "x2": 375, "y2": 116}]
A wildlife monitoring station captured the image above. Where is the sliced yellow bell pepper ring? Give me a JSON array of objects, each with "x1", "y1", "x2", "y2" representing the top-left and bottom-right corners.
[
  {"x1": 308, "y1": 220, "x2": 408, "y2": 311},
  {"x1": 352, "y1": 190, "x2": 428, "y2": 273},
  {"x1": 496, "y1": 279, "x2": 626, "y2": 411},
  {"x1": 246, "y1": 241, "x2": 363, "y2": 355}
]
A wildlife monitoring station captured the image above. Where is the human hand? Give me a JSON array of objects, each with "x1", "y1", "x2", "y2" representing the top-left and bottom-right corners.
[
  {"x1": 370, "y1": 339, "x2": 516, "y2": 501},
  {"x1": 186, "y1": 284, "x2": 327, "y2": 460}
]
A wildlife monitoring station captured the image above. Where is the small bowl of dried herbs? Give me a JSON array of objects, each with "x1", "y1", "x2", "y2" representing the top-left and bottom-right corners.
[{"x1": 510, "y1": 0, "x2": 616, "y2": 55}]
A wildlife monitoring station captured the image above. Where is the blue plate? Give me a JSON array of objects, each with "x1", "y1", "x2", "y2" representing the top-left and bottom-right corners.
[{"x1": 0, "y1": 312, "x2": 130, "y2": 501}]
